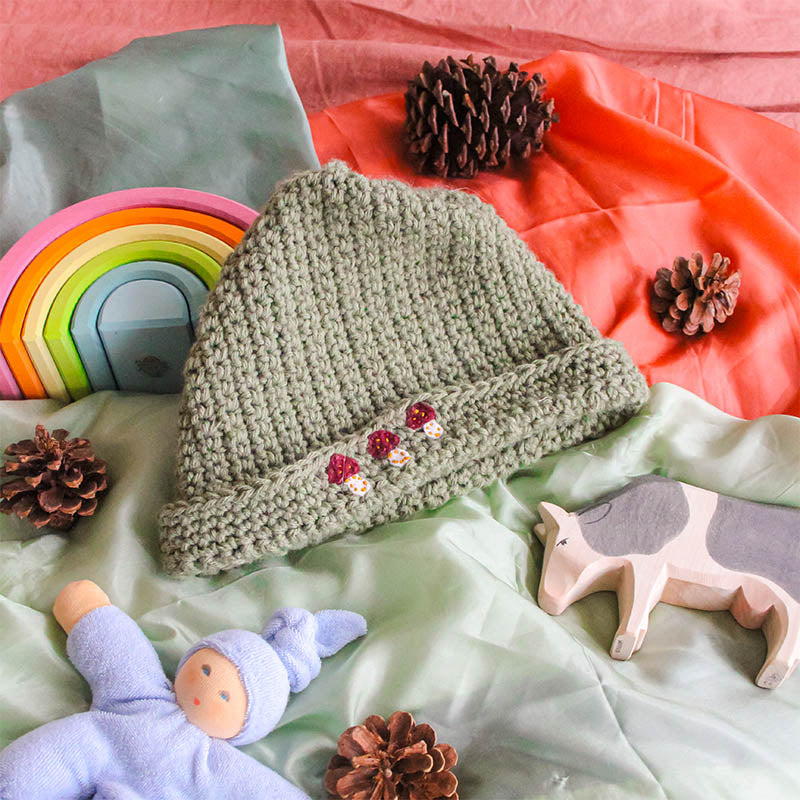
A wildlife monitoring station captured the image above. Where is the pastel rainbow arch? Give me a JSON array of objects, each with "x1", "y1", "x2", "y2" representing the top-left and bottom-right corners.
[{"x1": 0, "y1": 188, "x2": 258, "y2": 401}]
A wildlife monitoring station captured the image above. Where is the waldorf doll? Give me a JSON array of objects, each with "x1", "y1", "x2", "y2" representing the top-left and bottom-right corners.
[{"x1": 0, "y1": 580, "x2": 366, "y2": 799}]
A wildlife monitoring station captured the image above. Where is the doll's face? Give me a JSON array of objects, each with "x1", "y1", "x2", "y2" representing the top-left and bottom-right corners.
[{"x1": 174, "y1": 648, "x2": 248, "y2": 739}]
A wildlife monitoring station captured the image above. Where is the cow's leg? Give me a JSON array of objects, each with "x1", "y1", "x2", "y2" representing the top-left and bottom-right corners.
[
  {"x1": 729, "y1": 585, "x2": 770, "y2": 630},
  {"x1": 612, "y1": 564, "x2": 666, "y2": 661},
  {"x1": 756, "y1": 601, "x2": 800, "y2": 689}
]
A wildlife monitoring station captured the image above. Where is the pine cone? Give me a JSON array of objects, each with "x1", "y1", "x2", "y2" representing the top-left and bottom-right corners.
[
  {"x1": 405, "y1": 54, "x2": 557, "y2": 178},
  {"x1": 325, "y1": 711, "x2": 459, "y2": 800},
  {"x1": 0, "y1": 425, "x2": 108, "y2": 530},
  {"x1": 651, "y1": 252, "x2": 741, "y2": 336}
]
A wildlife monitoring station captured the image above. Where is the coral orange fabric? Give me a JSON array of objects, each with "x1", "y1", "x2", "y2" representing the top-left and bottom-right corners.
[{"x1": 309, "y1": 51, "x2": 800, "y2": 420}]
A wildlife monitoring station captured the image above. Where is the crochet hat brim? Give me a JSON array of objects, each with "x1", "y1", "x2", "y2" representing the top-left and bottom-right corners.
[{"x1": 159, "y1": 338, "x2": 647, "y2": 575}]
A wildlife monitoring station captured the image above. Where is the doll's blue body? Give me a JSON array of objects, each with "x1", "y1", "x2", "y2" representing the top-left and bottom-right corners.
[{"x1": 0, "y1": 606, "x2": 308, "y2": 800}]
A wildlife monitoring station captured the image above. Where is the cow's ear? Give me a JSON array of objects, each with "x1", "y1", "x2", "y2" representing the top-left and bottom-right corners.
[
  {"x1": 536, "y1": 502, "x2": 568, "y2": 542},
  {"x1": 578, "y1": 502, "x2": 611, "y2": 525}
]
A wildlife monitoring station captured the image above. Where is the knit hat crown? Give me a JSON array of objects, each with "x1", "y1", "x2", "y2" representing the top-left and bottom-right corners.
[
  {"x1": 178, "y1": 607, "x2": 366, "y2": 746},
  {"x1": 159, "y1": 161, "x2": 648, "y2": 576}
]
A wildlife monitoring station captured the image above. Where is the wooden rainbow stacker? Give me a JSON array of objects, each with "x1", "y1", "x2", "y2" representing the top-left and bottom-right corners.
[{"x1": 0, "y1": 188, "x2": 257, "y2": 401}]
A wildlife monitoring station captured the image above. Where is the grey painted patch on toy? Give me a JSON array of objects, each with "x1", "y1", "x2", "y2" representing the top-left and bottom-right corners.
[
  {"x1": 578, "y1": 475, "x2": 689, "y2": 556},
  {"x1": 707, "y1": 495, "x2": 800, "y2": 602}
]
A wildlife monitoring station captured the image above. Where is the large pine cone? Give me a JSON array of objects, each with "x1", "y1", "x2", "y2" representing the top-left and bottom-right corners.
[
  {"x1": 325, "y1": 711, "x2": 459, "y2": 800},
  {"x1": 651, "y1": 252, "x2": 741, "y2": 336},
  {"x1": 0, "y1": 425, "x2": 107, "y2": 530},
  {"x1": 405, "y1": 55, "x2": 557, "y2": 178}
]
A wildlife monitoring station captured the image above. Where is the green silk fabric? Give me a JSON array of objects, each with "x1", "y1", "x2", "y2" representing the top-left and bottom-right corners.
[
  {"x1": 0, "y1": 24, "x2": 319, "y2": 258},
  {"x1": 1, "y1": 382, "x2": 798, "y2": 798}
]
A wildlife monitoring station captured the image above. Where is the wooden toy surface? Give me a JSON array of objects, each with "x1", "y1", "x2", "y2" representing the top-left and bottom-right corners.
[
  {"x1": 16, "y1": 224, "x2": 231, "y2": 399},
  {"x1": 0, "y1": 208, "x2": 243, "y2": 397},
  {"x1": 72, "y1": 261, "x2": 208, "y2": 393},
  {"x1": 99, "y1": 280, "x2": 194, "y2": 395},
  {"x1": 40, "y1": 241, "x2": 220, "y2": 401},
  {"x1": 534, "y1": 476, "x2": 800, "y2": 689},
  {"x1": 0, "y1": 187, "x2": 256, "y2": 399}
]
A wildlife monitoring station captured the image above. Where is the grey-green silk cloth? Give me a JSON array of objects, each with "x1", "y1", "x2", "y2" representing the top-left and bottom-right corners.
[
  {"x1": 1, "y1": 382, "x2": 798, "y2": 799},
  {"x1": 0, "y1": 24, "x2": 319, "y2": 258}
]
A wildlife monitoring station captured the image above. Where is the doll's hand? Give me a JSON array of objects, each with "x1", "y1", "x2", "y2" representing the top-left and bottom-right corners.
[{"x1": 53, "y1": 580, "x2": 111, "y2": 634}]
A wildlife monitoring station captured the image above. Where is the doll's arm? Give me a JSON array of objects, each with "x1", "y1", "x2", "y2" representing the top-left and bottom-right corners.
[
  {"x1": 208, "y1": 742, "x2": 310, "y2": 799},
  {"x1": 53, "y1": 579, "x2": 111, "y2": 634},
  {"x1": 0, "y1": 712, "x2": 105, "y2": 800},
  {"x1": 56, "y1": 581, "x2": 171, "y2": 711}
]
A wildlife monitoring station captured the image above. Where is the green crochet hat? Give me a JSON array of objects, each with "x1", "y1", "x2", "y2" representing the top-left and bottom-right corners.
[{"x1": 159, "y1": 161, "x2": 648, "y2": 576}]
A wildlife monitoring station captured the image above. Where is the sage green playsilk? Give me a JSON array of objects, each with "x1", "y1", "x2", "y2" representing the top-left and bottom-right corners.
[
  {"x1": 1, "y1": 383, "x2": 799, "y2": 798},
  {"x1": 0, "y1": 24, "x2": 319, "y2": 259}
]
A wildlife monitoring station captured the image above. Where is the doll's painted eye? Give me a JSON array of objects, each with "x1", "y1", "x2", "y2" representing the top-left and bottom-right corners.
[
  {"x1": 220, "y1": 691, "x2": 229, "y2": 702},
  {"x1": 202, "y1": 664, "x2": 211, "y2": 676}
]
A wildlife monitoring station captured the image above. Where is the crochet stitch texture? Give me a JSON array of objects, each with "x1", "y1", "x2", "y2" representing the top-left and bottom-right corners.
[{"x1": 159, "y1": 161, "x2": 649, "y2": 576}]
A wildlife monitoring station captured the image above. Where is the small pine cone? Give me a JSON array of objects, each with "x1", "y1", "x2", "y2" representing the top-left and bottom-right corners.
[
  {"x1": 325, "y1": 711, "x2": 459, "y2": 800},
  {"x1": 405, "y1": 54, "x2": 557, "y2": 178},
  {"x1": 651, "y1": 252, "x2": 741, "y2": 336},
  {"x1": 0, "y1": 425, "x2": 108, "y2": 531}
]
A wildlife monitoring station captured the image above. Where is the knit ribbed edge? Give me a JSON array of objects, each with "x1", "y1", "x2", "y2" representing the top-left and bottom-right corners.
[{"x1": 159, "y1": 339, "x2": 648, "y2": 576}]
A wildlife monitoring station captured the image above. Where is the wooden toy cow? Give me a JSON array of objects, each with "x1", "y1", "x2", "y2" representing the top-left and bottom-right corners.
[{"x1": 534, "y1": 475, "x2": 800, "y2": 689}]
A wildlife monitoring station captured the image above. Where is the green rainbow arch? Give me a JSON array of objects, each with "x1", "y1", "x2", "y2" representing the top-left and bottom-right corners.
[{"x1": 43, "y1": 241, "x2": 221, "y2": 400}]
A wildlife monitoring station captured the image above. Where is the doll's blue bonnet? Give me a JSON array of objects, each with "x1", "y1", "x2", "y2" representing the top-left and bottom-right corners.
[{"x1": 178, "y1": 607, "x2": 366, "y2": 745}]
